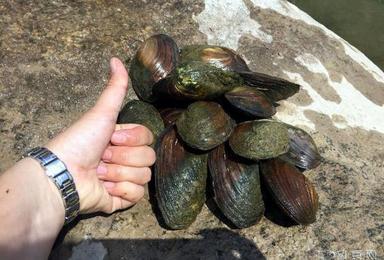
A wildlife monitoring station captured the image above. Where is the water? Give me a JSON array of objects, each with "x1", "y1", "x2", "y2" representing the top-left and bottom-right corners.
[{"x1": 289, "y1": 0, "x2": 384, "y2": 70}]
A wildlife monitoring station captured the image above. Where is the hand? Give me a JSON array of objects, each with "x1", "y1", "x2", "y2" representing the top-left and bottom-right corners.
[{"x1": 46, "y1": 58, "x2": 156, "y2": 214}]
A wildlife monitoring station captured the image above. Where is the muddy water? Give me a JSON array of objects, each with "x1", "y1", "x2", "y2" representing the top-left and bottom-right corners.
[{"x1": 289, "y1": 0, "x2": 384, "y2": 70}]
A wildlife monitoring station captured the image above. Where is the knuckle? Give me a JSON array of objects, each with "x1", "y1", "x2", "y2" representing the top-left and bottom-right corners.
[
  {"x1": 114, "y1": 166, "x2": 123, "y2": 179},
  {"x1": 127, "y1": 186, "x2": 144, "y2": 203},
  {"x1": 142, "y1": 167, "x2": 152, "y2": 183},
  {"x1": 121, "y1": 149, "x2": 131, "y2": 163}
]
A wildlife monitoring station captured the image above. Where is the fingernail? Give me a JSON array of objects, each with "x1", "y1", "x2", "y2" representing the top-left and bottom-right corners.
[
  {"x1": 103, "y1": 149, "x2": 113, "y2": 161},
  {"x1": 110, "y1": 58, "x2": 119, "y2": 74},
  {"x1": 96, "y1": 164, "x2": 107, "y2": 175},
  {"x1": 112, "y1": 132, "x2": 127, "y2": 143},
  {"x1": 103, "y1": 182, "x2": 115, "y2": 190}
]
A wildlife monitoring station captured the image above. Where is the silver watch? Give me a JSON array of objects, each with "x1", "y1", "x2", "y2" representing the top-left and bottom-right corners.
[{"x1": 23, "y1": 147, "x2": 80, "y2": 224}]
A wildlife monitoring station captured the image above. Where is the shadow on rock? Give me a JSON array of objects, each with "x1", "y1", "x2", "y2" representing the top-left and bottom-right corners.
[{"x1": 50, "y1": 228, "x2": 265, "y2": 260}]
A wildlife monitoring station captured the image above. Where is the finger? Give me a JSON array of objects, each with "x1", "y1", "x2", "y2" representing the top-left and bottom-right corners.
[
  {"x1": 110, "y1": 197, "x2": 135, "y2": 212},
  {"x1": 93, "y1": 58, "x2": 128, "y2": 116},
  {"x1": 111, "y1": 125, "x2": 154, "y2": 146},
  {"x1": 102, "y1": 145, "x2": 156, "y2": 167},
  {"x1": 96, "y1": 163, "x2": 151, "y2": 185},
  {"x1": 103, "y1": 181, "x2": 145, "y2": 203}
]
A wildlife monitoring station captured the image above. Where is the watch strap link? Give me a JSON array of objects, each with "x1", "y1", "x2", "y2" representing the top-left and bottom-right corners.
[{"x1": 24, "y1": 147, "x2": 80, "y2": 224}]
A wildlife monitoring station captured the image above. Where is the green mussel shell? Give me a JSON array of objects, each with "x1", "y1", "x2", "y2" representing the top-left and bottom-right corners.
[
  {"x1": 155, "y1": 126, "x2": 208, "y2": 229},
  {"x1": 118, "y1": 100, "x2": 164, "y2": 146},
  {"x1": 229, "y1": 120, "x2": 289, "y2": 160},
  {"x1": 154, "y1": 61, "x2": 243, "y2": 100},
  {"x1": 176, "y1": 101, "x2": 235, "y2": 150},
  {"x1": 180, "y1": 44, "x2": 300, "y2": 102}
]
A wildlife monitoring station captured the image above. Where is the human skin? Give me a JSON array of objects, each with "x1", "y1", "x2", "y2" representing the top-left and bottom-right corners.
[{"x1": 0, "y1": 58, "x2": 155, "y2": 259}]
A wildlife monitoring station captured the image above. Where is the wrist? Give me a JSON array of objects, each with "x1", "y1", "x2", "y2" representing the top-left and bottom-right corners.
[
  {"x1": 24, "y1": 146, "x2": 80, "y2": 224},
  {"x1": 23, "y1": 158, "x2": 66, "y2": 228},
  {"x1": 0, "y1": 158, "x2": 64, "y2": 258}
]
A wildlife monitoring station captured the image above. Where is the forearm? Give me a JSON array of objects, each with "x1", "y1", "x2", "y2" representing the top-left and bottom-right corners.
[{"x1": 0, "y1": 158, "x2": 65, "y2": 260}]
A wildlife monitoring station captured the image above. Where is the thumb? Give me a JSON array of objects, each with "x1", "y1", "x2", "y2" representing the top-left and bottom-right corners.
[{"x1": 93, "y1": 57, "x2": 128, "y2": 116}]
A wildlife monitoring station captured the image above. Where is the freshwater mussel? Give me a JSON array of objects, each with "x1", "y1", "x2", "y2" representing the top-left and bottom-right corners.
[
  {"x1": 209, "y1": 144, "x2": 264, "y2": 228},
  {"x1": 122, "y1": 34, "x2": 322, "y2": 230},
  {"x1": 176, "y1": 101, "x2": 235, "y2": 151},
  {"x1": 155, "y1": 126, "x2": 208, "y2": 229}
]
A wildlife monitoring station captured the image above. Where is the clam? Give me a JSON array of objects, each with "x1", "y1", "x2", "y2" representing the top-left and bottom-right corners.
[
  {"x1": 118, "y1": 100, "x2": 164, "y2": 145},
  {"x1": 260, "y1": 158, "x2": 319, "y2": 225},
  {"x1": 180, "y1": 45, "x2": 300, "y2": 101},
  {"x1": 176, "y1": 101, "x2": 235, "y2": 150},
  {"x1": 229, "y1": 120, "x2": 289, "y2": 160},
  {"x1": 154, "y1": 61, "x2": 242, "y2": 100},
  {"x1": 280, "y1": 125, "x2": 321, "y2": 170},
  {"x1": 129, "y1": 34, "x2": 179, "y2": 102},
  {"x1": 225, "y1": 86, "x2": 276, "y2": 118},
  {"x1": 155, "y1": 126, "x2": 208, "y2": 229},
  {"x1": 208, "y1": 144, "x2": 264, "y2": 228}
]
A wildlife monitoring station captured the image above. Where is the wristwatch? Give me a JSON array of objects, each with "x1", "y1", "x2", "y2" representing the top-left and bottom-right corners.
[{"x1": 23, "y1": 147, "x2": 80, "y2": 225}]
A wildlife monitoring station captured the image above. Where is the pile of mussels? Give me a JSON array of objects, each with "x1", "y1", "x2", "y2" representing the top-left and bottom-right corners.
[{"x1": 118, "y1": 34, "x2": 321, "y2": 229}]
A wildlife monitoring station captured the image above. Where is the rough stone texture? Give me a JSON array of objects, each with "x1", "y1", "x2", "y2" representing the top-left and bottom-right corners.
[{"x1": 0, "y1": 0, "x2": 383, "y2": 259}]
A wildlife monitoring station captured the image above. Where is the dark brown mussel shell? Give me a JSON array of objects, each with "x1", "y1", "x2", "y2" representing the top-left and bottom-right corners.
[
  {"x1": 225, "y1": 86, "x2": 276, "y2": 118},
  {"x1": 208, "y1": 144, "x2": 264, "y2": 228},
  {"x1": 280, "y1": 125, "x2": 321, "y2": 170},
  {"x1": 155, "y1": 126, "x2": 208, "y2": 229},
  {"x1": 239, "y1": 71, "x2": 300, "y2": 102},
  {"x1": 158, "y1": 107, "x2": 185, "y2": 127},
  {"x1": 176, "y1": 101, "x2": 235, "y2": 151},
  {"x1": 229, "y1": 120, "x2": 289, "y2": 160},
  {"x1": 260, "y1": 158, "x2": 319, "y2": 225},
  {"x1": 180, "y1": 45, "x2": 250, "y2": 72},
  {"x1": 154, "y1": 61, "x2": 242, "y2": 100},
  {"x1": 118, "y1": 100, "x2": 164, "y2": 146},
  {"x1": 129, "y1": 34, "x2": 179, "y2": 102}
]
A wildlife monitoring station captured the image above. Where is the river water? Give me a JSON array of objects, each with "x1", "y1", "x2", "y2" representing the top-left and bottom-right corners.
[{"x1": 289, "y1": 0, "x2": 384, "y2": 70}]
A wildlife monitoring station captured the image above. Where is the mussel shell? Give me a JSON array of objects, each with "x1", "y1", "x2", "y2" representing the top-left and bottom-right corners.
[
  {"x1": 208, "y1": 144, "x2": 264, "y2": 228},
  {"x1": 155, "y1": 126, "x2": 208, "y2": 229},
  {"x1": 180, "y1": 44, "x2": 300, "y2": 102},
  {"x1": 176, "y1": 101, "x2": 235, "y2": 151},
  {"x1": 118, "y1": 100, "x2": 164, "y2": 146},
  {"x1": 260, "y1": 158, "x2": 319, "y2": 225},
  {"x1": 229, "y1": 120, "x2": 289, "y2": 160},
  {"x1": 280, "y1": 125, "x2": 321, "y2": 170},
  {"x1": 180, "y1": 45, "x2": 250, "y2": 72},
  {"x1": 239, "y1": 71, "x2": 300, "y2": 102},
  {"x1": 154, "y1": 61, "x2": 242, "y2": 100},
  {"x1": 225, "y1": 86, "x2": 276, "y2": 118},
  {"x1": 158, "y1": 107, "x2": 185, "y2": 127},
  {"x1": 129, "y1": 34, "x2": 179, "y2": 102}
]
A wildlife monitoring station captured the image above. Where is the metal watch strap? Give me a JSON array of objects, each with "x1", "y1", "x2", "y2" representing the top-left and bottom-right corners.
[{"x1": 23, "y1": 147, "x2": 80, "y2": 225}]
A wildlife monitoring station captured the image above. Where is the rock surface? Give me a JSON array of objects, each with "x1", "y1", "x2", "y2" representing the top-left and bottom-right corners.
[{"x1": 0, "y1": 0, "x2": 383, "y2": 259}]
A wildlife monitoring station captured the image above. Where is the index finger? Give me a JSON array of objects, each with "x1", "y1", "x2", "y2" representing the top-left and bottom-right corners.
[{"x1": 111, "y1": 124, "x2": 154, "y2": 146}]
